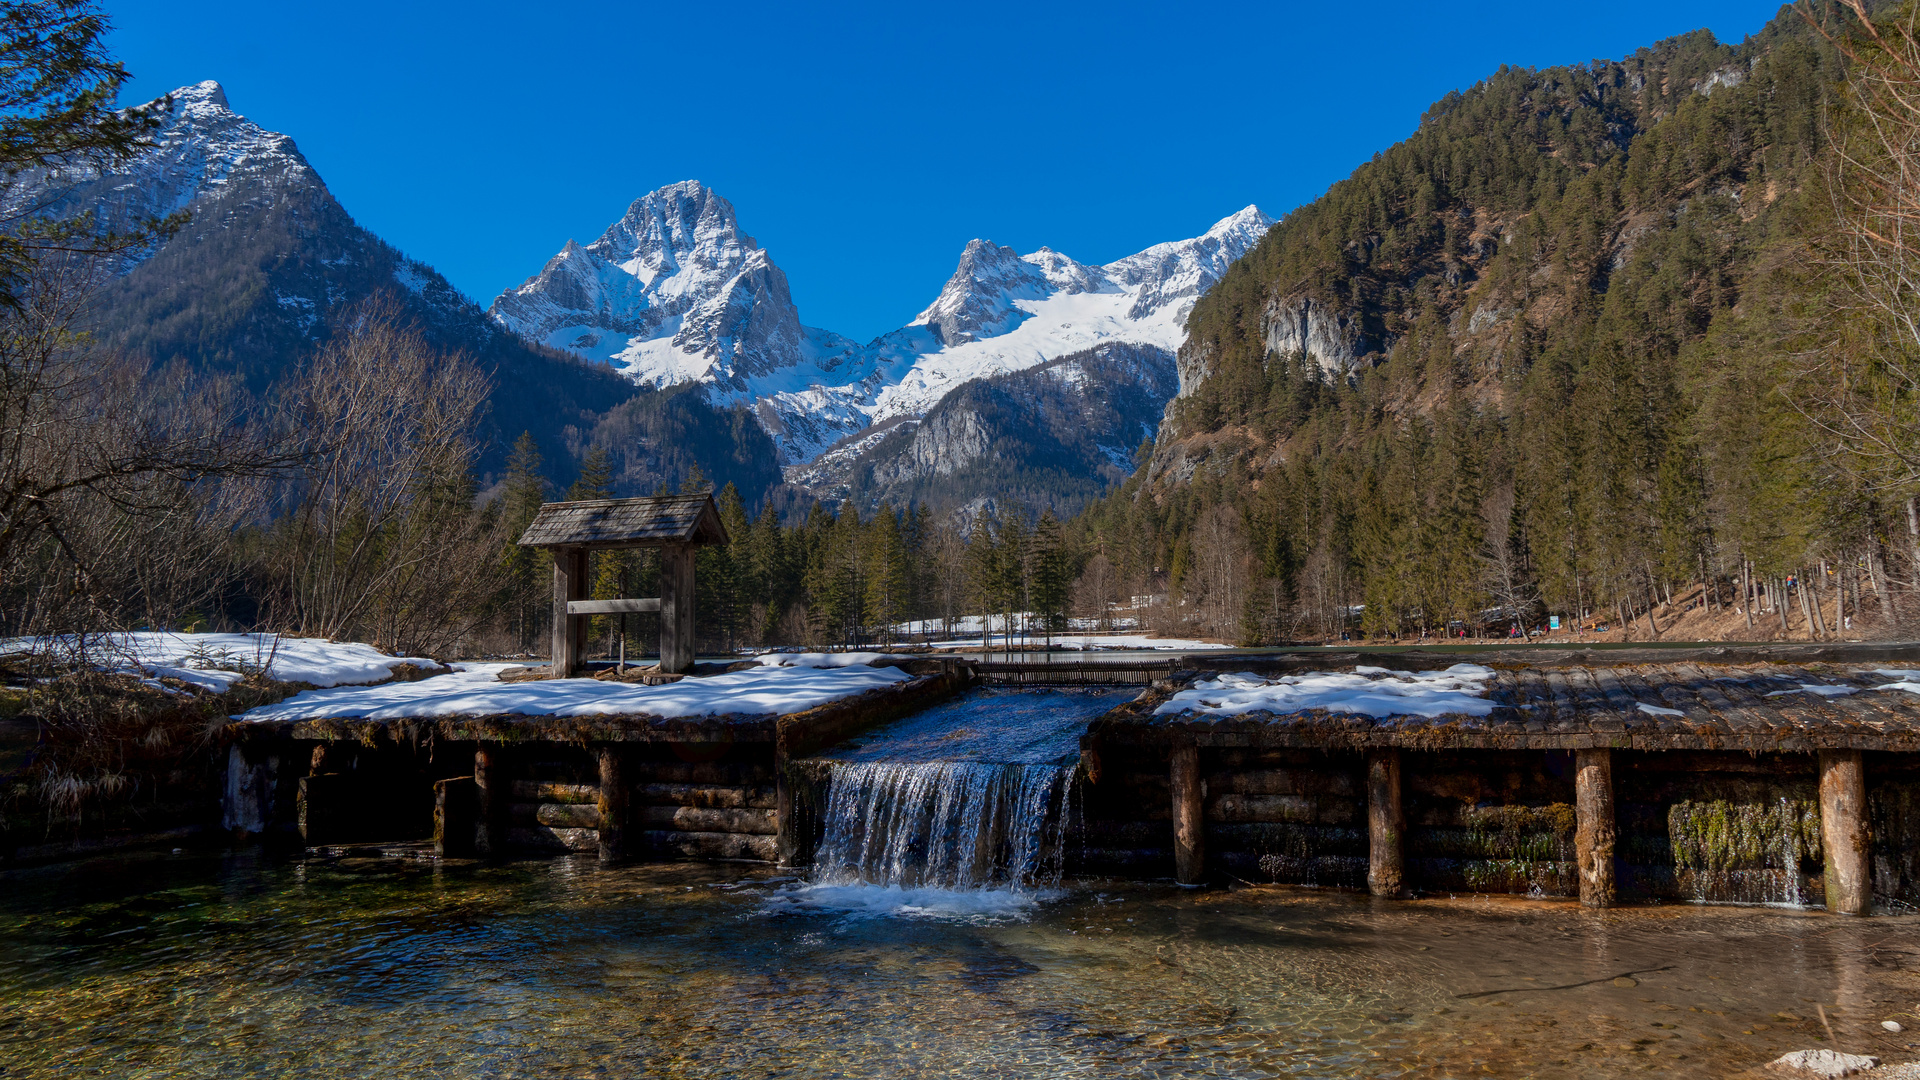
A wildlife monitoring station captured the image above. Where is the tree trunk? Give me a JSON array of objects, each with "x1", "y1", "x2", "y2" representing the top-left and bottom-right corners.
[
  {"x1": 1818, "y1": 750, "x2": 1872, "y2": 916},
  {"x1": 1574, "y1": 748, "x2": 1616, "y2": 909},
  {"x1": 1808, "y1": 566, "x2": 1829, "y2": 638},
  {"x1": 1777, "y1": 577, "x2": 1790, "y2": 631},
  {"x1": 1170, "y1": 743, "x2": 1204, "y2": 885},
  {"x1": 1907, "y1": 497, "x2": 1920, "y2": 590},
  {"x1": 597, "y1": 745, "x2": 627, "y2": 865},
  {"x1": 1366, "y1": 748, "x2": 1405, "y2": 898},
  {"x1": 1741, "y1": 559, "x2": 1755, "y2": 630}
]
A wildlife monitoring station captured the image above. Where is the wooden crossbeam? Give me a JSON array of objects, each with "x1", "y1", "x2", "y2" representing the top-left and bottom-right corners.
[{"x1": 566, "y1": 597, "x2": 662, "y2": 615}]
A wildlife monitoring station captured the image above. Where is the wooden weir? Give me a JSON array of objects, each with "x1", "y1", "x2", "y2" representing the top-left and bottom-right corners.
[{"x1": 235, "y1": 641, "x2": 1920, "y2": 915}]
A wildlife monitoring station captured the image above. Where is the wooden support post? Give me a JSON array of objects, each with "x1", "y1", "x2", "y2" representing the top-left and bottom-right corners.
[
  {"x1": 550, "y1": 546, "x2": 588, "y2": 678},
  {"x1": 597, "y1": 744, "x2": 628, "y2": 865},
  {"x1": 775, "y1": 761, "x2": 799, "y2": 867},
  {"x1": 1367, "y1": 748, "x2": 1404, "y2": 898},
  {"x1": 474, "y1": 744, "x2": 508, "y2": 858},
  {"x1": 659, "y1": 542, "x2": 696, "y2": 674},
  {"x1": 1171, "y1": 742, "x2": 1204, "y2": 885},
  {"x1": 1574, "y1": 748, "x2": 1616, "y2": 908},
  {"x1": 434, "y1": 776, "x2": 476, "y2": 857},
  {"x1": 1819, "y1": 749, "x2": 1872, "y2": 915}
]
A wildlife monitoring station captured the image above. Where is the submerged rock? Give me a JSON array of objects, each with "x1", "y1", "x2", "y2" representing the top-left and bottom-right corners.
[{"x1": 1767, "y1": 1049, "x2": 1879, "y2": 1078}]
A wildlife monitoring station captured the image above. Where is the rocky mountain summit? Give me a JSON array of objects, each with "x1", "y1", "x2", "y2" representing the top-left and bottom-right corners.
[
  {"x1": 488, "y1": 182, "x2": 853, "y2": 394},
  {"x1": 492, "y1": 184, "x2": 1271, "y2": 470}
]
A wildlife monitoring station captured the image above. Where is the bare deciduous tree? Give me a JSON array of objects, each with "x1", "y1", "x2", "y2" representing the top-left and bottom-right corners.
[{"x1": 262, "y1": 297, "x2": 502, "y2": 656}]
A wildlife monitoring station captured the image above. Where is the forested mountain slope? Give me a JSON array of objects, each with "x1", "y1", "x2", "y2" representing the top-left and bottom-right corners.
[
  {"x1": 52, "y1": 83, "x2": 781, "y2": 498},
  {"x1": 1083, "y1": 4, "x2": 1907, "y2": 640},
  {"x1": 794, "y1": 341, "x2": 1177, "y2": 521}
]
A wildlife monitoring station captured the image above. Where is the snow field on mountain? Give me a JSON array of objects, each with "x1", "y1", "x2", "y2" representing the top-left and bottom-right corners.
[{"x1": 487, "y1": 181, "x2": 1272, "y2": 468}]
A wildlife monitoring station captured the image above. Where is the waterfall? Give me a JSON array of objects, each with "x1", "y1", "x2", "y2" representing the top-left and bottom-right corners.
[
  {"x1": 1668, "y1": 793, "x2": 1823, "y2": 905},
  {"x1": 812, "y1": 761, "x2": 1074, "y2": 891}
]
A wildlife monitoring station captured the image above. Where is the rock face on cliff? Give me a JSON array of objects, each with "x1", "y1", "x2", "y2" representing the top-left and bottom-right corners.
[
  {"x1": 488, "y1": 181, "x2": 855, "y2": 395},
  {"x1": 790, "y1": 342, "x2": 1179, "y2": 518},
  {"x1": 492, "y1": 186, "x2": 1271, "y2": 470}
]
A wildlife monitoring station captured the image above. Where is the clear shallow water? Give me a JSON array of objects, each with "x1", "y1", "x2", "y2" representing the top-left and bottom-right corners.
[{"x1": 6, "y1": 851, "x2": 1920, "y2": 1078}]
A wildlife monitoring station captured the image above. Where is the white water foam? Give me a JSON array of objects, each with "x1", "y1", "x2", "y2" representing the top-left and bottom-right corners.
[{"x1": 767, "y1": 882, "x2": 1058, "y2": 923}]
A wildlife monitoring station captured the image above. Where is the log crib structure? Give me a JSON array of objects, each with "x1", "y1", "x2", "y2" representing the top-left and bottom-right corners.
[
  {"x1": 1077, "y1": 646, "x2": 1920, "y2": 913},
  {"x1": 225, "y1": 658, "x2": 972, "y2": 866},
  {"x1": 228, "y1": 642, "x2": 1920, "y2": 914}
]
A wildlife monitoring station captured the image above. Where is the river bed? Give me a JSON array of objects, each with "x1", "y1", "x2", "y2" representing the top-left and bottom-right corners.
[{"x1": 3, "y1": 851, "x2": 1919, "y2": 1077}]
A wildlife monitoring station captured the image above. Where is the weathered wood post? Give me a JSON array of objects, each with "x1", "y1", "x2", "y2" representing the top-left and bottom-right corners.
[
  {"x1": 659, "y1": 542, "x2": 696, "y2": 674},
  {"x1": 474, "y1": 743, "x2": 508, "y2": 858},
  {"x1": 1366, "y1": 747, "x2": 1405, "y2": 898},
  {"x1": 551, "y1": 546, "x2": 588, "y2": 678},
  {"x1": 1171, "y1": 742, "x2": 1204, "y2": 885},
  {"x1": 1574, "y1": 747, "x2": 1616, "y2": 908},
  {"x1": 597, "y1": 744, "x2": 628, "y2": 865},
  {"x1": 434, "y1": 776, "x2": 476, "y2": 857},
  {"x1": 1819, "y1": 749, "x2": 1872, "y2": 915}
]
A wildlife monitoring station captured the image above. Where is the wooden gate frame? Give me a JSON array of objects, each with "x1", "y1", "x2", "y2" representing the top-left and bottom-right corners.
[{"x1": 516, "y1": 493, "x2": 728, "y2": 676}]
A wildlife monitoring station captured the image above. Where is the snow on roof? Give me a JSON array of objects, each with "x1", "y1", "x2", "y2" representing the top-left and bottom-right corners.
[
  {"x1": 1154, "y1": 665, "x2": 1498, "y2": 720},
  {"x1": 236, "y1": 659, "x2": 909, "y2": 723},
  {"x1": 1, "y1": 632, "x2": 438, "y2": 693},
  {"x1": 516, "y1": 494, "x2": 727, "y2": 548}
]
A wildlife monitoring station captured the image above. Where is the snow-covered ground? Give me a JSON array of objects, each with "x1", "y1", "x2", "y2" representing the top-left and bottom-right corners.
[
  {"x1": 1156, "y1": 665, "x2": 1498, "y2": 720},
  {"x1": 0, "y1": 632, "x2": 437, "y2": 692},
  {"x1": 238, "y1": 658, "x2": 908, "y2": 723},
  {"x1": 889, "y1": 615, "x2": 1142, "y2": 636}
]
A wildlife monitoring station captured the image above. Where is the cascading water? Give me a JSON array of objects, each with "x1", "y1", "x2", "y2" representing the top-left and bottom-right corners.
[
  {"x1": 804, "y1": 687, "x2": 1137, "y2": 896},
  {"x1": 1668, "y1": 790, "x2": 1823, "y2": 906},
  {"x1": 813, "y1": 761, "x2": 1073, "y2": 890}
]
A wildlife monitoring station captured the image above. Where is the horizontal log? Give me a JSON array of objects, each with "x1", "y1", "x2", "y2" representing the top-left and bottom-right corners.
[
  {"x1": 1217, "y1": 850, "x2": 1369, "y2": 887},
  {"x1": 639, "y1": 830, "x2": 777, "y2": 861},
  {"x1": 567, "y1": 597, "x2": 661, "y2": 615},
  {"x1": 1068, "y1": 848, "x2": 1175, "y2": 872},
  {"x1": 637, "y1": 805, "x2": 777, "y2": 834},
  {"x1": 508, "y1": 826, "x2": 598, "y2": 853},
  {"x1": 635, "y1": 782, "x2": 776, "y2": 809},
  {"x1": 1206, "y1": 793, "x2": 1358, "y2": 825},
  {"x1": 511, "y1": 780, "x2": 598, "y2": 803},
  {"x1": 511, "y1": 802, "x2": 604, "y2": 828},
  {"x1": 1204, "y1": 768, "x2": 1357, "y2": 797},
  {"x1": 1074, "y1": 820, "x2": 1171, "y2": 847},
  {"x1": 643, "y1": 760, "x2": 774, "y2": 785}
]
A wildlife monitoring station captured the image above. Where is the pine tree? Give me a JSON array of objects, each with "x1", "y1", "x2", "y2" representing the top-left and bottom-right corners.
[
  {"x1": 499, "y1": 431, "x2": 549, "y2": 652},
  {"x1": 864, "y1": 507, "x2": 909, "y2": 645},
  {"x1": 568, "y1": 447, "x2": 614, "y2": 501},
  {"x1": 1028, "y1": 510, "x2": 1069, "y2": 647}
]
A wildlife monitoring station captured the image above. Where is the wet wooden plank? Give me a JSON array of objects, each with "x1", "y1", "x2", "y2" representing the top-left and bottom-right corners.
[
  {"x1": 1705, "y1": 667, "x2": 1802, "y2": 740},
  {"x1": 1584, "y1": 666, "x2": 1655, "y2": 732},
  {"x1": 1666, "y1": 663, "x2": 1772, "y2": 735},
  {"x1": 1615, "y1": 666, "x2": 1726, "y2": 737}
]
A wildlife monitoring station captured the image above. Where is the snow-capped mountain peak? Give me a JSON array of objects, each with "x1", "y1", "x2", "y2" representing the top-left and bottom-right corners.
[
  {"x1": 488, "y1": 180, "x2": 819, "y2": 391},
  {"x1": 40, "y1": 80, "x2": 324, "y2": 252},
  {"x1": 490, "y1": 183, "x2": 1272, "y2": 467}
]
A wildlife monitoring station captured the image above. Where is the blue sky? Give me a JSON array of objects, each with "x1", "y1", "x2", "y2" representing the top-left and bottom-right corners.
[{"x1": 108, "y1": 0, "x2": 1785, "y2": 342}]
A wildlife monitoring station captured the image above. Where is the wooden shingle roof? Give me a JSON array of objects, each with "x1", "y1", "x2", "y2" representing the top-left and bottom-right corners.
[
  {"x1": 516, "y1": 494, "x2": 729, "y2": 549},
  {"x1": 1089, "y1": 651, "x2": 1920, "y2": 753}
]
